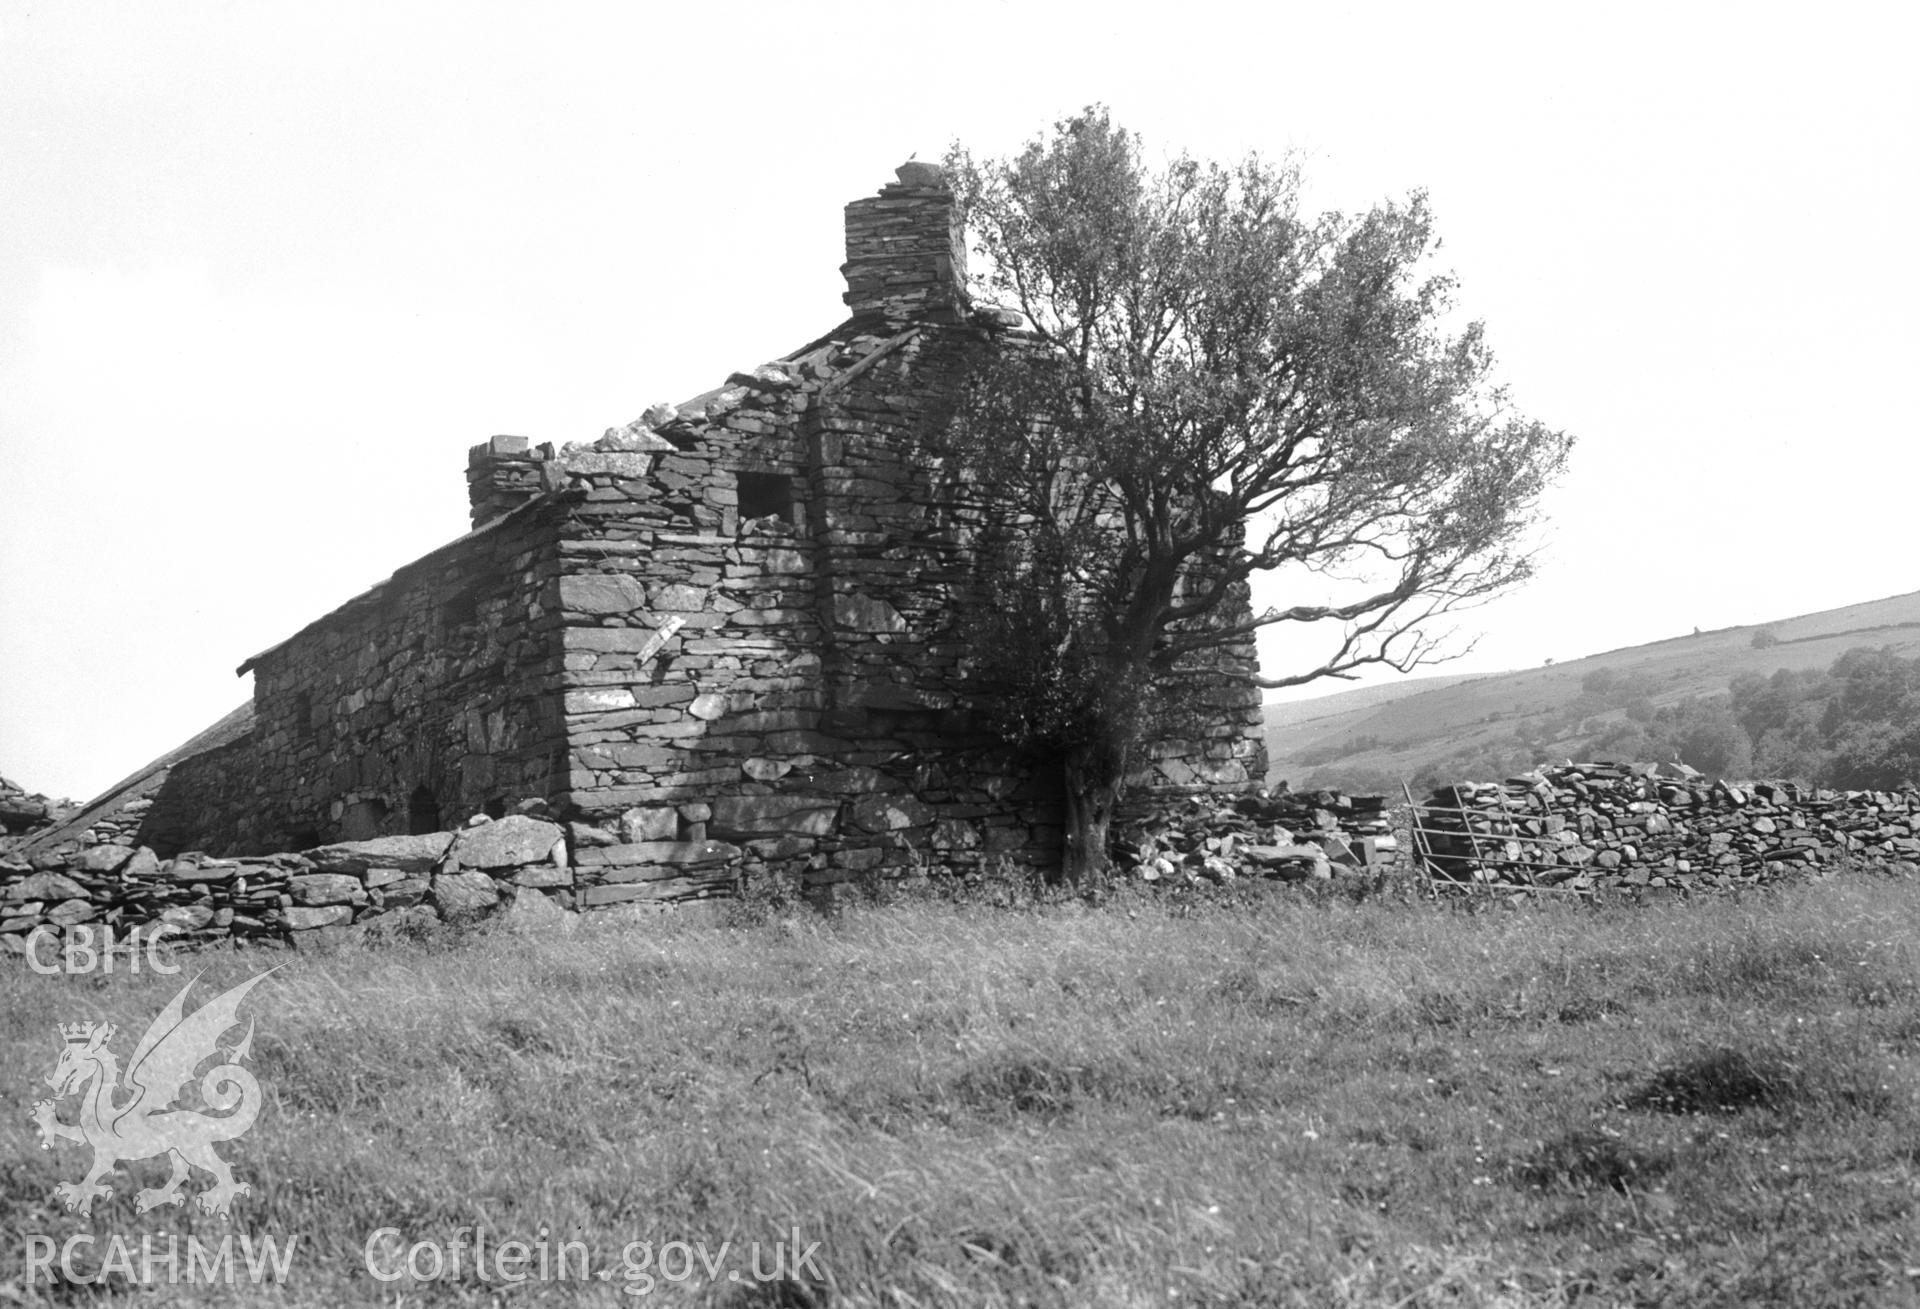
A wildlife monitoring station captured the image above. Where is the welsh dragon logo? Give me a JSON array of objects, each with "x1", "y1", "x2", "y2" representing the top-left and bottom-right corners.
[{"x1": 33, "y1": 970, "x2": 274, "y2": 1218}]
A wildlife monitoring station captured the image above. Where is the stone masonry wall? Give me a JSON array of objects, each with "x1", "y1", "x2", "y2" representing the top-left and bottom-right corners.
[
  {"x1": 549, "y1": 328, "x2": 1066, "y2": 910},
  {"x1": 1414, "y1": 760, "x2": 1920, "y2": 893},
  {"x1": 1131, "y1": 571, "x2": 1269, "y2": 797},
  {"x1": 841, "y1": 160, "x2": 970, "y2": 323},
  {"x1": 141, "y1": 501, "x2": 572, "y2": 855},
  {"x1": 544, "y1": 310, "x2": 1267, "y2": 908}
]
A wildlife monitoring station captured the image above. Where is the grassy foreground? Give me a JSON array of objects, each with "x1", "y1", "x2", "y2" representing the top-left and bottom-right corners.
[{"x1": 3, "y1": 870, "x2": 1918, "y2": 1307}]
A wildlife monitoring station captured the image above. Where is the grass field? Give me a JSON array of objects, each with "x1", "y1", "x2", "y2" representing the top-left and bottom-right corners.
[{"x1": 4, "y1": 868, "x2": 1919, "y2": 1307}]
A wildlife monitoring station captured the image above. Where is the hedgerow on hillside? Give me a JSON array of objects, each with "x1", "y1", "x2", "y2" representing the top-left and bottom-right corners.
[{"x1": 1383, "y1": 646, "x2": 1920, "y2": 792}]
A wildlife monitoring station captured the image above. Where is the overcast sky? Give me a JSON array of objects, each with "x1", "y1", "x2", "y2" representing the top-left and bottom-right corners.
[{"x1": 3, "y1": 3, "x2": 1915, "y2": 802}]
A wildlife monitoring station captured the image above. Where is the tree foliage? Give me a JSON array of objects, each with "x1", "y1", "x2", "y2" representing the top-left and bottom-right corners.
[
  {"x1": 1393, "y1": 646, "x2": 1920, "y2": 793},
  {"x1": 1731, "y1": 648, "x2": 1920, "y2": 788},
  {"x1": 940, "y1": 109, "x2": 1573, "y2": 882}
]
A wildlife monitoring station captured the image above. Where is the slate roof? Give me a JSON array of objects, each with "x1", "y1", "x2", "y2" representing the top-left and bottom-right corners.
[{"x1": 15, "y1": 700, "x2": 255, "y2": 859}]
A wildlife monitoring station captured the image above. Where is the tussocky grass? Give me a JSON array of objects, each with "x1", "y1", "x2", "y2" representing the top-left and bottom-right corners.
[{"x1": 2, "y1": 867, "x2": 1918, "y2": 1307}]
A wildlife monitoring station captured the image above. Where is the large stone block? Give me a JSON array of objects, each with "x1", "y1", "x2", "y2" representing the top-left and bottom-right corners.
[
  {"x1": 307, "y1": 833, "x2": 453, "y2": 875},
  {"x1": 565, "y1": 688, "x2": 637, "y2": 714},
  {"x1": 8, "y1": 871, "x2": 85, "y2": 903},
  {"x1": 430, "y1": 870, "x2": 501, "y2": 920},
  {"x1": 377, "y1": 876, "x2": 431, "y2": 908},
  {"x1": 831, "y1": 592, "x2": 907, "y2": 633},
  {"x1": 170, "y1": 859, "x2": 240, "y2": 883},
  {"x1": 561, "y1": 450, "x2": 668, "y2": 476},
  {"x1": 709, "y1": 795, "x2": 840, "y2": 838},
  {"x1": 161, "y1": 904, "x2": 216, "y2": 930},
  {"x1": 569, "y1": 821, "x2": 619, "y2": 848},
  {"x1": 619, "y1": 807, "x2": 679, "y2": 842},
  {"x1": 572, "y1": 785, "x2": 677, "y2": 811},
  {"x1": 650, "y1": 584, "x2": 709, "y2": 611},
  {"x1": 347, "y1": 905, "x2": 440, "y2": 943},
  {"x1": 446, "y1": 815, "x2": 566, "y2": 871},
  {"x1": 289, "y1": 873, "x2": 364, "y2": 906},
  {"x1": 501, "y1": 886, "x2": 571, "y2": 930},
  {"x1": 563, "y1": 627, "x2": 671, "y2": 653},
  {"x1": 76, "y1": 844, "x2": 133, "y2": 874},
  {"x1": 559, "y1": 574, "x2": 649, "y2": 615},
  {"x1": 728, "y1": 608, "x2": 811, "y2": 628},
  {"x1": 47, "y1": 898, "x2": 97, "y2": 925},
  {"x1": 123, "y1": 847, "x2": 163, "y2": 879},
  {"x1": 577, "y1": 743, "x2": 679, "y2": 771},
  {"x1": 574, "y1": 840, "x2": 740, "y2": 868},
  {"x1": 631, "y1": 684, "x2": 697, "y2": 708},
  {"x1": 284, "y1": 904, "x2": 353, "y2": 930},
  {"x1": 930, "y1": 819, "x2": 979, "y2": 850},
  {"x1": 580, "y1": 883, "x2": 669, "y2": 908},
  {"x1": 849, "y1": 794, "x2": 934, "y2": 833}
]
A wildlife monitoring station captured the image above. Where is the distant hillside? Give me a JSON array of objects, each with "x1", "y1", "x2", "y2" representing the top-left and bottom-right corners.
[
  {"x1": 1266, "y1": 588, "x2": 1920, "y2": 791},
  {"x1": 1262, "y1": 672, "x2": 1488, "y2": 737}
]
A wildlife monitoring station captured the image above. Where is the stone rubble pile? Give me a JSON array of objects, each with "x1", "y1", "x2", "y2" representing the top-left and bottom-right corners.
[
  {"x1": 0, "y1": 774, "x2": 74, "y2": 850},
  {"x1": 1116, "y1": 788, "x2": 1399, "y2": 884},
  {"x1": 1, "y1": 811, "x2": 580, "y2": 957},
  {"x1": 1416, "y1": 760, "x2": 1920, "y2": 891}
]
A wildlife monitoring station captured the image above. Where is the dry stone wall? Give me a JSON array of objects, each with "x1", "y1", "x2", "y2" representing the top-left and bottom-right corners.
[
  {"x1": 2, "y1": 780, "x2": 1393, "y2": 964},
  {"x1": 17, "y1": 754, "x2": 1919, "y2": 964},
  {"x1": 1414, "y1": 760, "x2": 1920, "y2": 892},
  {"x1": 1, "y1": 813, "x2": 578, "y2": 959}
]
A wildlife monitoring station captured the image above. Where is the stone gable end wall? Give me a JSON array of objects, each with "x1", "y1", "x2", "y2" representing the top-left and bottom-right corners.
[{"x1": 553, "y1": 328, "x2": 1064, "y2": 908}]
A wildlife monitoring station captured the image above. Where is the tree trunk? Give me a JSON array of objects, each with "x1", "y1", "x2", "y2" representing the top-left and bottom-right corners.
[{"x1": 1061, "y1": 738, "x2": 1126, "y2": 892}]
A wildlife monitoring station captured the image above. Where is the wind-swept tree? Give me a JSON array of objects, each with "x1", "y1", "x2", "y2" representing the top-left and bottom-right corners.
[{"x1": 942, "y1": 109, "x2": 1573, "y2": 887}]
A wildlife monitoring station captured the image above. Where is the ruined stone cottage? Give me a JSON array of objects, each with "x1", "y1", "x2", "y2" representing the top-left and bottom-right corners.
[{"x1": 112, "y1": 162, "x2": 1267, "y2": 906}]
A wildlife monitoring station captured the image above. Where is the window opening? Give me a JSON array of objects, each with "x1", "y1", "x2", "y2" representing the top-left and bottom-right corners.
[{"x1": 737, "y1": 472, "x2": 800, "y2": 528}]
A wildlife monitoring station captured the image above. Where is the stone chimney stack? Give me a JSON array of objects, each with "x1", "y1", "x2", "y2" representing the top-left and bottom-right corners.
[
  {"x1": 841, "y1": 161, "x2": 970, "y2": 325},
  {"x1": 466, "y1": 435, "x2": 550, "y2": 527}
]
